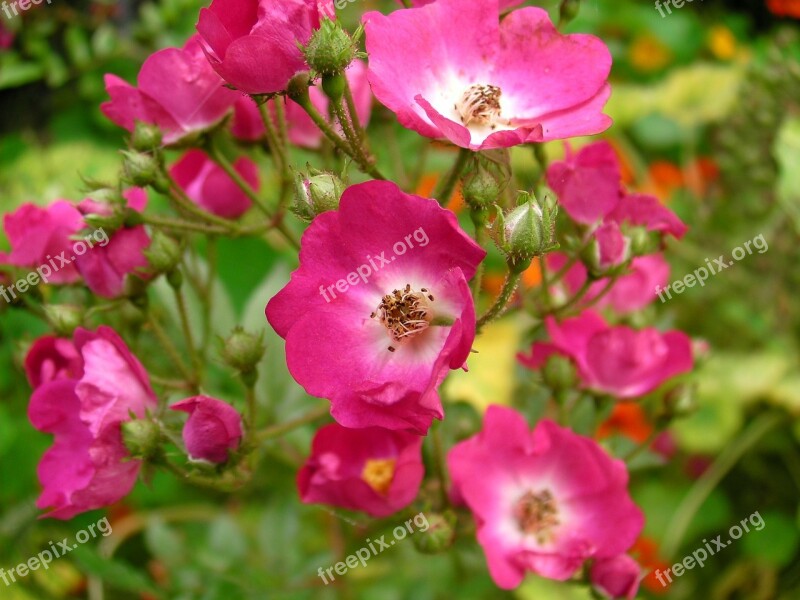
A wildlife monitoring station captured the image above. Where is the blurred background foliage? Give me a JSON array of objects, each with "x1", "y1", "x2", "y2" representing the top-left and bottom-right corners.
[{"x1": 1, "y1": 0, "x2": 799, "y2": 598}]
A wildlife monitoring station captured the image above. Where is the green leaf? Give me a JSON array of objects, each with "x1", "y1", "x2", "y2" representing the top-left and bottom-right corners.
[
  {"x1": 70, "y1": 544, "x2": 164, "y2": 598},
  {"x1": 64, "y1": 26, "x2": 92, "y2": 68}
]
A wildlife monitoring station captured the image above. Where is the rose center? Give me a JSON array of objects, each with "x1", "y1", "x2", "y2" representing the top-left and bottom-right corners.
[
  {"x1": 455, "y1": 83, "x2": 503, "y2": 129},
  {"x1": 361, "y1": 458, "x2": 396, "y2": 496},
  {"x1": 371, "y1": 284, "x2": 434, "y2": 352},
  {"x1": 513, "y1": 489, "x2": 560, "y2": 543}
]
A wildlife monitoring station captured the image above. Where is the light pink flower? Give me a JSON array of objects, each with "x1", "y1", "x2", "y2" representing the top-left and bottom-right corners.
[
  {"x1": 447, "y1": 406, "x2": 644, "y2": 589},
  {"x1": 28, "y1": 326, "x2": 157, "y2": 519},
  {"x1": 0, "y1": 200, "x2": 84, "y2": 284},
  {"x1": 607, "y1": 193, "x2": 688, "y2": 239},
  {"x1": 75, "y1": 189, "x2": 151, "y2": 298},
  {"x1": 593, "y1": 221, "x2": 628, "y2": 270},
  {"x1": 232, "y1": 60, "x2": 372, "y2": 148},
  {"x1": 364, "y1": 0, "x2": 611, "y2": 150},
  {"x1": 590, "y1": 554, "x2": 642, "y2": 599},
  {"x1": 298, "y1": 423, "x2": 424, "y2": 517},
  {"x1": 170, "y1": 149, "x2": 257, "y2": 219},
  {"x1": 266, "y1": 180, "x2": 485, "y2": 434},
  {"x1": 170, "y1": 396, "x2": 243, "y2": 464},
  {"x1": 24, "y1": 336, "x2": 83, "y2": 390},
  {"x1": 197, "y1": 0, "x2": 335, "y2": 95},
  {"x1": 101, "y1": 35, "x2": 237, "y2": 145},
  {"x1": 518, "y1": 312, "x2": 693, "y2": 398}
]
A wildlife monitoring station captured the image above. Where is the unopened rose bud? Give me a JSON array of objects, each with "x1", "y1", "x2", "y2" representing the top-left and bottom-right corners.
[
  {"x1": 293, "y1": 168, "x2": 345, "y2": 221},
  {"x1": 542, "y1": 354, "x2": 576, "y2": 391},
  {"x1": 144, "y1": 231, "x2": 182, "y2": 274},
  {"x1": 413, "y1": 512, "x2": 456, "y2": 554},
  {"x1": 170, "y1": 396, "x2": 243, "y2": 464},
  {"x1": 493, "y1": 192, "x2": 559, "y2": 273},
  {"x1": 287, "y1": 72, "x2": 313, "y2": 106},
  {"x1": 131, "y1": 121, "x2": 163, "y2": 152},
  {"x1": 122, "y1": 150, "x2": 160, "y2": 187},
  {"x1": 122, "y1": 418, "x2": 161, "y2": 460},
  {"x1": 582, "y1": 222, "x2": 630, "y2": 276},
  {"x1": 43, "y1": 304, "x2": 83, "y2": 337},
  {"x1": 462, "y1": 150, "x2": 511, "y2": 209},
  {"x1": 221, "y1": 327, "x2": 265, "y2": 376},
  {"x1": 302, "y1": 19, "x2": 357, "y2": 77}
]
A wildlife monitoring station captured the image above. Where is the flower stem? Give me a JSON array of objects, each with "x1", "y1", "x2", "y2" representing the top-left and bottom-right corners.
[
  {"x1": 147, "y1": 312, "x2": 195, "y2": 387},
  {"x1": 477, "y1": 271, "x2": 521, "y2": 331},
  {"x1": 432, "y1": 147, "x2": 471, "y2": 204},
  {"x1": 256, "y1": 405, "x2": 330, "y2": 442},
  {"x1": 172, "y1": 281, "x2": 202, "y2": 386}
]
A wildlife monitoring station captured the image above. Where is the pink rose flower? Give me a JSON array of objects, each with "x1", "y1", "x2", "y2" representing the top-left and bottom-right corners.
[
  {"x1": 170, "y1": 396, "x2": 243, "y2": 464},
  {"x1": 447, "y1": 406, "x2": 644, "y2": 589},
  {"x1": 24, "y1": 336, "x2": 83, "y2": 390},
  {"x1": 0, "y1": 200, "x2": 84, "y2": 284},
  {"x1": 101, "y1": 35, "x2": 238, "y2": 145},
  {"x1": 232, "y1": 60, "x2": 372, "y2": 147},
  {"x1": 547, "y1": 141, "x2": 688, "y2": 237},
  {"x1": 593, "y1": 221, "x2": 629, "y2": 270},
  {"x1": 590, "y1": 554, "x2": 642, "y2": 599},
  {"x1": 363, "y1": 0, "x2": 611, "y2": 150},
  {"x1": 170, "y1": 149, "x2": 258, "y2": 219},
  {"x1": 546, "y1": 252, "x2": 670, "y2": 314},
  {"x1": 28, "y1": 326, "x2": 157, "y2": 519},
  {"x1": 266, "y1": 180, "x2": 485, "y2": 434},
  {"x1": 298, "y1": 423, "x2": 424, "y2": 517},
  {"x1": 0, "y1": 20, "x2": 14, "y2": 49},
  {"x1": 518, "y1": 311, "x2": 693, "y2": 399},
  {"x1": 196, "y1": 0, "x2": 335, "y2": 95},
  {"x1": 75, "y1": 188, "x2": 151, "y2": 298},
  {"x1": 404, "y1": 0, "x2": 522, "y2": 8}
]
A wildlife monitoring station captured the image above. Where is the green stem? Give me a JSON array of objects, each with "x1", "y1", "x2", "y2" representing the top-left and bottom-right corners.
[
  {"x1": 148, "y1": 312, "x2": 194, "y2": 386},
  {"x1": 432, "y1": 148, "x2": 471, "y2": 205},
  {"x1": 343, "y1": 77, "x2": 367, "y2": 145},
  {"x1": 470, "y1": 213, "x2": 488, "y2": 299},
  {"x1": 172, "y1": 281, "x2": 201, "y2": 387},
  {"x1": 142, "y1": 214, "x2": 229, "y2": 235},
  {"x1": 256, "y1": 405, "x2": 330, "y2": 442},
  {"x1": 256, "y1": 101, "x2": 288, "y2": 171},
  {"x1": 431, "y1": 422, "x2": 450, "y2": 508},
  {"x1": 477, "y1": 271, "x2": 521, "y2": 330},
  {"x1": 660, "y1": 412, "x2": 782, "y2": 558}
]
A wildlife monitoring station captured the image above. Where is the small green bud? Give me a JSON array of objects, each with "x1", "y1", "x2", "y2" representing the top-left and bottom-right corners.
[
  {"x1": 287, "y1": 72, "x2": 313, "y2": 107},
  {"x1": 144, "y1": 231, "x2": 182, "y2": 274},
  {"x1": 559, "y1": 0, "x2": 580, "y2": 25},
  {"x1": 122, "y1": 150, "x2": 159, "y2": 187},
  {"x1": 122, "y1": 418, "x2": 161, "y2": 460},
  {"x1": 221, "y1": 327, "x2": 266, "y2": 375},
  {"x1": 131, "y1": 121, "x2": 163, "y2": 152},
  {"x1": 321, "y1": 72, "x2": 346, "y2": 103},
  {"x1": 461, "y1": 149, "x2": 511, "y2": 209},
  {"x1": 166, "y1": 269, "x2": 183, "y2": 289},
  {"x1": 628, "y1": 226, "x2": 659, "y2": 257},
  {"x1": 302, "y1": 19, "x2": 356, "y2": 77},
  {"x1": 43, "y1": 304, "x2": 83, "y2": 336},
  {"x1": 413, "y1": 512, "x2": 457, "y2": 554},
  {"x1": 542, "y1": 354, "x2": 576, "y2": 391},
  {"x1": 293, "y1": 167, "x2": 345, "y2": 221},
  {"x1": 493, "y1": 192, "x2": 559, "y2": 273}
]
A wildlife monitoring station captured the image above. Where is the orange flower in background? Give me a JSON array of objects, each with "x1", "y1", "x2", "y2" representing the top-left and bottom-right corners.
[
  {"x1": 629, "y1": 34, "x2": 672, "y2": 72},
  {"x1": 707, "y1": 25, "x2": 738, "y2": 60},
  {"x1": 632, "y1": 537, "x2": 672, "y2": 594},
  {"x1": 645, "y1": 160, "x2": 684, "y2": 200},
  {"x1": 767, "y1": 0, "x2": 800, "y2": 18},
  {"x1": 597, "y1": 402, "x2": 654, "y2": 443},
  {"x1": 415, "y1": 171, "x2": 464, "y2": 212}
]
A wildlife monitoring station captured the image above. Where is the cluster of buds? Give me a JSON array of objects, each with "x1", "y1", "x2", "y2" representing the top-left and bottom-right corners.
[{"x1": 492, "y1": 191, "x2": 559, "y2": 273}]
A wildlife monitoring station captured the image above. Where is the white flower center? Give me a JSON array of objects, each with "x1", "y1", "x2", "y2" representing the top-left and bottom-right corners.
[
  {"x1": 371, "y1": 284, "x2": 434, "y2": 353},
  {"x1": 455, "y1": 84, "x2": 504, "y2": 130},
  {"x1": 513, "y1": 489, "x2": 560, "y2": 544}
]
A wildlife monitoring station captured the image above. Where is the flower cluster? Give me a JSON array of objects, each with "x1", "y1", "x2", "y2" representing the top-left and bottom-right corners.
[{"x1": 3, "y1": 0, "x2": 701, "y2": 596}]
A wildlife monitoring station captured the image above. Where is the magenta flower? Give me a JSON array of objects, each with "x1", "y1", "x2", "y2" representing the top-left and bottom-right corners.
[
  {"x1": 447, "y1": 406, "x2": 644, "y2": 589},
  {"x1": 75, "y1": 188, "x2": 151, "y2": 298},
  {"x1": 28, "y1": 326, "x2": 157, "y2": 519},
  {"x1": 546, "y1": 141, "x2": 623, "y2": 225},
  {"x1": 170, "y1": 149, "x2": 258, "y2": 219},
  {"x1": 590, "y1": 554, "x2": 642, "y2": 599},
  {"x1": 592, "y1": 221, "x2": 628, "y2": 270},
  {"x1": 196, "y1": 0, "x2": 335, "y2": 95},
  {"x1": 266, "y1": 180, "x2": 485, "y2": 434},
  {"x1": 0, "y1": 200, "x2": 84, "y2": 284},
  {"x1": 547, "y1": 141, "x2": 688, "y2": 237},
  {"x1": 170, "y1": 396, "x2": 243, "y2": 464},
  {"x1": 25, "y1": 336, "x2": 83, "y2": 390},
  {"x1": 101, "y1": 35, "x2": 237, "y2": 145},
  {"x1": 404, "y1": 0, "x2": 522, "y2": 8},
  {"x1": 546, "y1": 252, "x2": 670, "y2": 315},
  {"x1": 519, "y1": 312, "x2": 693, "y2": 399},
  {"x1": 363, "y1": 0, "x2": 611, "y2": 150},
  {"x1": 298, "y1": 423, "x2": 424, "y2": 517},
  {"x1": 232, "y1": 60, "x2": 372, "y2": 147}
]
